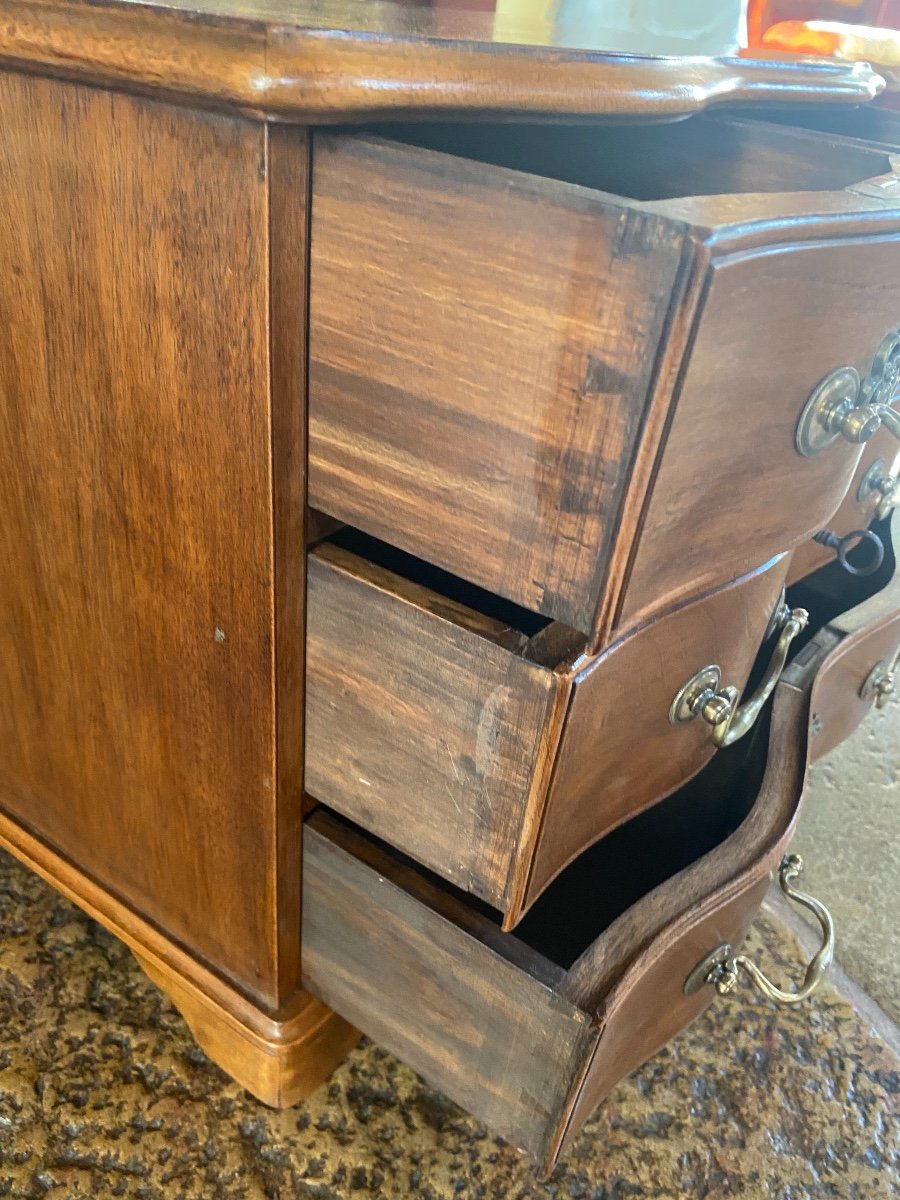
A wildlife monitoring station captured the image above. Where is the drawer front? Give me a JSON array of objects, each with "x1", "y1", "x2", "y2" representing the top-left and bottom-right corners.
[
  {"x1": 557, "y1": 877, "x2": 769, "y2": 1162},
  {"x1": 619, "y1": 236, "x2": 900, "y2": 628},
  {"x1": 308, "y1": 132, "x2": 685, "y2": 636},
  {"x1": 306, "y1": 539, "x2": 790, "y2": 918},
  {"x1": 520, "y1": 553, "x2": 791, "y2": 910},
  {"x1": 302, "y1": 674, "x2": 811, "y2": 1173},
  {"x1": 809, "y1": 557, "x2": 900, "y2": 761}
]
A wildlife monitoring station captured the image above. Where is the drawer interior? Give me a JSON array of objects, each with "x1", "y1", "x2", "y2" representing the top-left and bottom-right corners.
[
  {"x1": 787, "y1": 512, "x2": 897, "y2": 657},
  {"x1": 350, "y1": 115, "x2": 893, "y2": 200},
  {"x1": 326, "y1": 526, "x2": 549, "y2": 640},
  {"x1": 514, "y1": 715, "x2": 769, "y2": 969},
  {"x1": 760, "y1": 104, "x2": 900, "y2": 152}
]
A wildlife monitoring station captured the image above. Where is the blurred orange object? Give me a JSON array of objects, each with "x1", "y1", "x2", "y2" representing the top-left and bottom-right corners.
[
  {"x1": 762, "y1": 18, "x2": 900, "y2": 63},
  {"x1": 747, "y1": 1, "x2": 900, "y2": 47},
  {"x1": 746, "y1": 3, "x2": 900, "y2": 105}
]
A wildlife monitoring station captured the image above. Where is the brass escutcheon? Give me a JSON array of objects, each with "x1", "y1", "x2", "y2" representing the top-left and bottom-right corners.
[{"x1": 795, "y1": 329, "x2": 900, "y2": 457}]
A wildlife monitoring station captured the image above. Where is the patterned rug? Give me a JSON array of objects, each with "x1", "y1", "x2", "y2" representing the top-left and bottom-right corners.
[{"x1": 0, "y1": 848, "x2": 897, "y2": 1199}]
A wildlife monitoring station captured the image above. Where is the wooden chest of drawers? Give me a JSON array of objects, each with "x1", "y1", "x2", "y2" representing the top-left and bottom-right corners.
[{"x1": 0, "y1": 0, "x2": 898, "y2": 1177}]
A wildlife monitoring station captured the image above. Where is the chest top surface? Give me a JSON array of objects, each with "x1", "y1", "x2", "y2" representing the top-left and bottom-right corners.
[{"x1": 0, "y1": 0, "x2": 885, "y2": 121}]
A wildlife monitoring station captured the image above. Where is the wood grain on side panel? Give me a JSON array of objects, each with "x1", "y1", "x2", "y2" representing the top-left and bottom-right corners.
[
  {"x1": 268, "y1": 124, "x2": 311, "y2": 999},
  {"x1": 308, "y1": 133, "x2": 685, "y2": 634},
  {"x1": 0, "y1": 71, "x2": 280, "y2": 1004}
]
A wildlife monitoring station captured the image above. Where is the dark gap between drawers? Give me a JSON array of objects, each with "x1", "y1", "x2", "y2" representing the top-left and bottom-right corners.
[
  {"x1": 787, "y1": 512, "x2": 896, "y2": 659},
  {"x1": 308, "y1": 706, "x2": 770, "y2": 972},
  {"x1": 514, "y1": 709, "x2": 770, "y2": 967},
  {"x1": 339, "y1": 116, "x2": 892, "y2": 201},
  {"x1": 325, "y1": 525, "x2": 553, "y2": 639}
]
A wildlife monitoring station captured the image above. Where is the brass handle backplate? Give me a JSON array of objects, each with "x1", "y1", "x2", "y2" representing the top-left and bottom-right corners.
[
  {"x1": 684, "y1": 855, "x2": 835, "y2": 1006},
  {"x1": 860, "y1": 652, "x2": 899, "y2": 709},
  {"x1": 669, "y1": 606, "x2": 808, "y2": 747},
  {"x1": 796, "y1": 329, "x2": 900, "y2": 457},
  {"x1": 857, "y1": 458, "x2": 900, "y2": 520}
]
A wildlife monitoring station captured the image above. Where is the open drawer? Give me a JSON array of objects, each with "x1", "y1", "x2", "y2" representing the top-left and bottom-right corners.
[
  {"x1": 302, "y1": 661, "x2": 827, "y2": 1175},
  {"x1": 786, "y1": 514, "x2": 899, "y2": 760},
  {"x1": 309, "y1": 114, "x2": 900, "y2": 648},
  {"x1": 306, "y1": 529, "x2": 796, "y2": 923}
]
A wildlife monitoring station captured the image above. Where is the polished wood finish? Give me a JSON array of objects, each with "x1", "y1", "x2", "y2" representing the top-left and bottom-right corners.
[
  {"x1": 0, "y1": 70, "x2": 294, "y2": 1005},
  {"x1": 308, "y1": 131, "x2": 685, "y2": 635},
  {"x1": 306, "y1": 536, "x2": 789, "y2": 920},
  {"x1": 308, "y1": 121, "x2": 900, "y2": 645},
  {"x1": 0, "y1": 0, "x2": 883, "y2": 123},
  {"x1": 0, "y1": 23, "x2": 889, "y2": 1158},
  {"x1": 523, "y1": 556, "x2": 791, "y2": 908},
  {"x1": 134, "y1": 953, "x2": 359, "y2": 1108},
  {"x1": 555, "y1": 880, "x2": 768, "y2": 1161},
  {"x1": 269, "y1": 125, "x2": 312, "y2": 990},
  {"x1": 302, "y1": 673, "x2": 811, "y2": 1175},
  {"x1": 0, "y1": 803, "x2": 359, "y2": 1108},
  {"x1": 620, "y1": 233, "x2": 900, "y2": 629}
]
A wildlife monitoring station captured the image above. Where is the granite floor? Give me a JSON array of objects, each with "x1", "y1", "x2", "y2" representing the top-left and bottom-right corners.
[
  {"x1": 792, "y1": 698, "x2": 900, "y2": 1024},
  {"x1": 0, "y1": 713, "x2": 898, "y2": 1198}
]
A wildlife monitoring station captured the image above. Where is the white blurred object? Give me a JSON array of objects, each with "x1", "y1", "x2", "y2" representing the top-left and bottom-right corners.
[{"x1": 553, "y1": 0, "x2": 747, "y2": 54}]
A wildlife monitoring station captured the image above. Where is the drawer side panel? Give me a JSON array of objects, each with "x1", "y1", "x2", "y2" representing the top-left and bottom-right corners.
[
  {"x1": 301, "y1": 817, "x2": 592, "y2": 1160},
  {"x1": 308, "y1": 134, "x2": 685, "y2": 633},
  {"x1": 305, "y1": 548, "x2": 558, "y2": 905}
]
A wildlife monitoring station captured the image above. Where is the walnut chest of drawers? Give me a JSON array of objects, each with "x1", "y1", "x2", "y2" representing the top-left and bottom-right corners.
[{"x1": 0, "y1": 0, "x2": 898, "y2": 1175}]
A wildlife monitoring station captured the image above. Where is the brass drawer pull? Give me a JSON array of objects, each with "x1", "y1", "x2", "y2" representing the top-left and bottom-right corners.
[
  {"x1": 812, "y1": 527, "x2": 885, "y2": 577},
  {"x1": 860, "y1": 653, "x2": 899, "y2": 709},
  {"x1": 669, "y1": 605, "x2": 808, "y2": 747},
  {"x1": 684, "y1": 855, "x2": 835, "y2": 1006},
  {"x1": 857, "y1": 458, "x2": 900, "y2": 520},
  {"x1": 795, "y1": 329, "x2": 900, "y2": 457}
]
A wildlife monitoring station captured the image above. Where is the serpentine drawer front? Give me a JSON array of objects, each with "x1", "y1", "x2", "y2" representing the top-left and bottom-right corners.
[
  {"x1": 309, "y1": 115, "x2": 900, "y2": 648},
  {"x1": 802, "y1": 529, "x2": 900, "y2": 760},
  {"x1": 305, "y1": 534, "x2": 794, "y2": 923},
  {"x1": 301, "y1": 671, "x2": 818, "y2": 1176}
]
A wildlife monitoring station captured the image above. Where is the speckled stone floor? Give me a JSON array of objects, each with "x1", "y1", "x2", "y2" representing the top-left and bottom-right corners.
[
  {"x1": 0, "y1": 841, "x2": 897, "y2": 1199},
  {"x1": 792, "y1": 699, "x2": 900, "y2": 1023}
]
